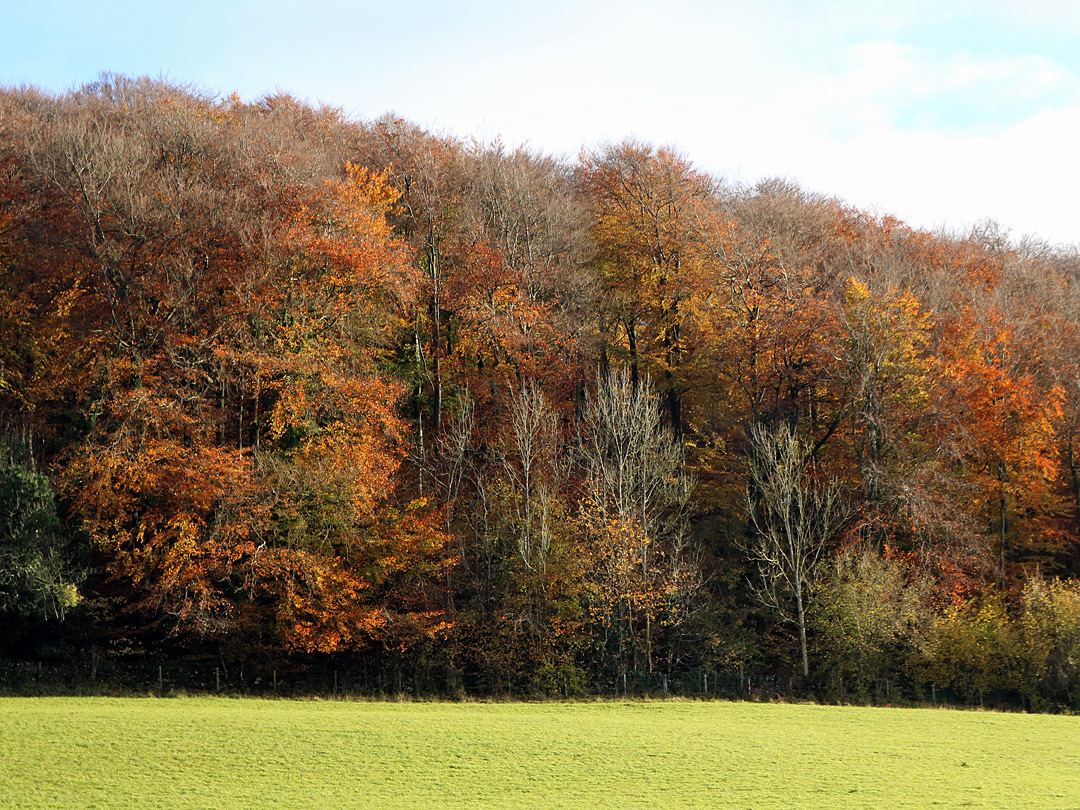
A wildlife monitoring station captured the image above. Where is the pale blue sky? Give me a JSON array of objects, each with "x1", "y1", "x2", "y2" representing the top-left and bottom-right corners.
[{"x1": 5, "y1": 0, "x2": 1079, "y2": 245}]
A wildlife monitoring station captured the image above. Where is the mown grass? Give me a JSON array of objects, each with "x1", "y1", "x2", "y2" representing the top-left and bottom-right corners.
[{"x1": 1, "y1": 697, "x2": 1078, "y2": 809}]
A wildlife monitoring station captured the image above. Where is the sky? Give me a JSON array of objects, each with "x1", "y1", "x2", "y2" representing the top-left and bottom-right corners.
[{"x1": 4, "y1": 0, "x2": 1079, "y2": 246}]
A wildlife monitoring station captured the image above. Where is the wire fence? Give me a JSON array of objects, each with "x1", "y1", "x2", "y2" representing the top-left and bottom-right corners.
[{"x1": 1, "y1": 653, "x2": 934, "y2": 705}]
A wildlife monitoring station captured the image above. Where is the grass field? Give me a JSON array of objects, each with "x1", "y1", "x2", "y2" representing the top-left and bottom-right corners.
[{"x1": 2, "y1": 698, "x2": 1078, "y2": 809}]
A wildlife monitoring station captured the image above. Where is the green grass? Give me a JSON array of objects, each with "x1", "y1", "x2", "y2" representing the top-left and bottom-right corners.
[{"x1": 1, "y1": 698, "x2": 1078, "y2": 809}]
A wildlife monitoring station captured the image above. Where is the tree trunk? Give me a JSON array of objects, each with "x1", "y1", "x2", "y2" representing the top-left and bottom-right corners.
[
  {"x1": 999, "y1": 492, "x2": 1007, "y2": 587},
  {"x1": 624, "y1": 317, "x2": 639, "y2": 391},
  {"x1": 796, "y1": 582, "x2": 809, "y2": 679},
  {"x1": 1069, "y1": 446, "x2": 1080, "y2": 575}
]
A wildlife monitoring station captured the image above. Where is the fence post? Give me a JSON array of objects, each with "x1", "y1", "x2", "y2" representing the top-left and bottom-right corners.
[
  {"x1": 159, "y1": 665, "x2": 163, "y2": 693},
  {"x1": 273, "y1": 669, "x2": 277, "y2": 692},
  {"x1": 216, "y1": 667, "x2": 220, "y2": 692}
]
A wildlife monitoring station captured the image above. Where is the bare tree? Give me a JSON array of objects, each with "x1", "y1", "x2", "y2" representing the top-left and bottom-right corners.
[
  {"x1": 431, "y1": 395, "x2": 500, "y2": 604},
  {"x1": 579, "y1": 367, "x2": 688, "y2": 539},
  {"x1": 579, "y1": 367, "x2": 697, "y2": 673},
  {"x1": 466, "y1": 140, "x2": 590, "y2": 304},
  {"x1": 745, "y1": 421, "x2": 846, "y2": 679},
  {"x1": 503, "y1": 380, "x2": 561, "y2": 574},
  {"x1": 435, "y1": 395, "x2": 476, "y2": 528}
]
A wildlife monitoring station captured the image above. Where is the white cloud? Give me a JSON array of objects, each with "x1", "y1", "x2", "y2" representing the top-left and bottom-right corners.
[
  {"x1": 758, "y1": 105, "x2": 1080, "y2": 246},
  {"x1": 982, "y1": 0, "x2": 1080, "y2": 33}
]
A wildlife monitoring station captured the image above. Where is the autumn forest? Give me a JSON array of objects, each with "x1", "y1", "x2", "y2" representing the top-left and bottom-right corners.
[{"x1": 4, "y1": 76, "x2": 1080, "y2": 708}]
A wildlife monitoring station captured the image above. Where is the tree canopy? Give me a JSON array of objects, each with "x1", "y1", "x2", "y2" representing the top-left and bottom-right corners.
[{"x1": 3, "y1": 76, "x2": 1080, "y2": 708}]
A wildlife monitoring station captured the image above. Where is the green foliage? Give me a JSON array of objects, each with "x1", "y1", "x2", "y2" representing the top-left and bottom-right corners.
[
  {"x1": 1018, "y1": 578, "x2": 1080, "y2": 710},
  {"x1": 0, "y1": 460, "x2": 82, "y2": 622},
  {"x1": 528, "y1": 662, "x2": 590, "y2": 697},
  {"x1": 913, "y1": 596, "x2": 1021, "y2": 703},
  {"x1": 813, "y1": 546, "x2": 931, "y2": 696}
]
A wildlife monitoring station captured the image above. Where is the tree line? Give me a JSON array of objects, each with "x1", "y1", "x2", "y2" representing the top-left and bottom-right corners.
[{"x1": 3, "y1": 75, "x2": 1080, "y2": 708}]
